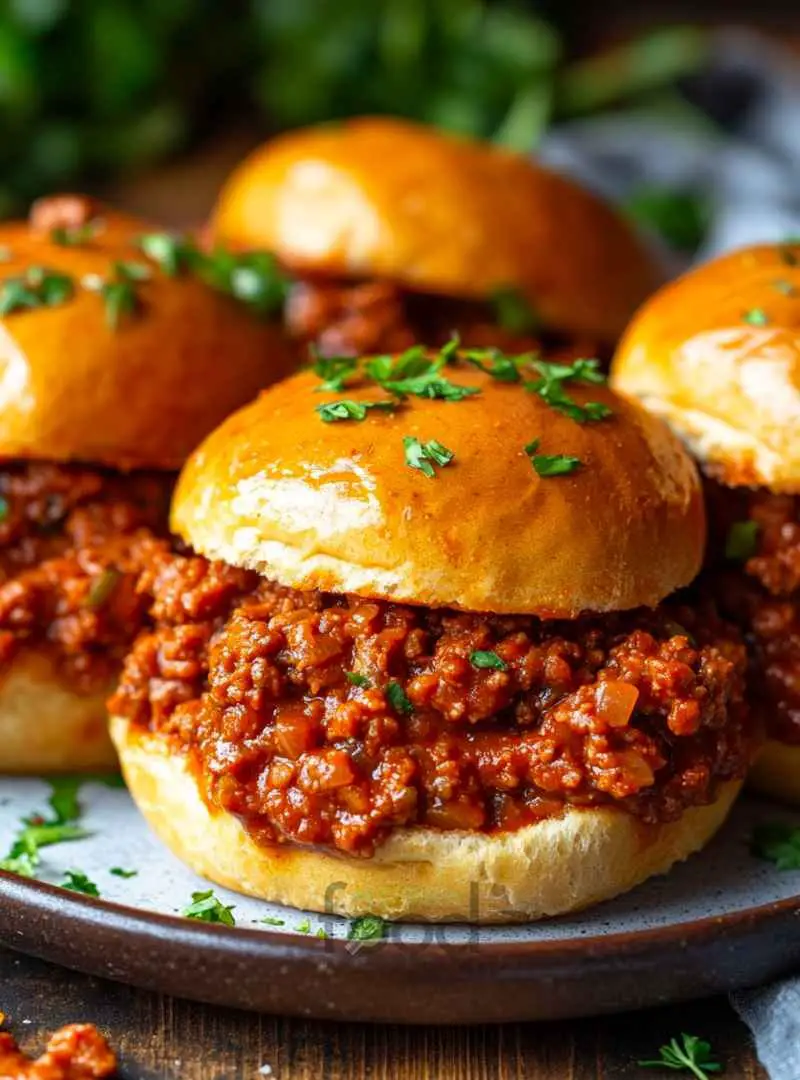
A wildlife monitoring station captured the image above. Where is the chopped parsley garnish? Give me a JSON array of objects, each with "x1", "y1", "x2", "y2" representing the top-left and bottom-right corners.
[
  {"x1": 742, "y1": 307, "x2": 769, "y2": 326},
  {"x1": 525, "y1": 357, "x2": 610, "y2": 424},
  {"x1": 724, "y1": 521, "x2": 759, "y2": 562},
  {"x1": 48, "y1": 777, "x2": 82, "y2": 825},
  {"x1": 0, "y1": 496, "x2": 9, "y2": 524},
  {"x1": 639, "y1": 1033, "x2": 722, "y2": 1079},
  {"x1": 346, "y1": 672, "x2": 371, "y2": 689},
  {"x1": 752, "y1": 822, "x2": 800, "y2": 869},
  {"x1": 347, "y1": 914, "x2": 388, "y2": 942},
  {"x1": 198, "y1": 247, "x2": 289, "y2": 316},
  {"x1": 772, "y1": 278, "x2": 798, "y2": 297},
  {"x1": 61, "y1": 870, "x2": 100, "y2": 897},
  {"x1": 101, "y1": 280, "x2": 139, "y2": 329},
  {"x1": 260, "y1": 916, "x2": 285, "y2": 926},
  {"x1": 469, "y1": 650, "x2": 508, "y2": 671},
  {"x1": 0, "y1": 821, "x2": 89, "y2": 877},
  {"x1": 463, "y1": 347, "x2": 521, "y2": 383},
  {"x1": 316, "y1": 927, "x2": 328, "y2": 939},
  {"x1": 316, "y1": 399, "x2": 396, "y2": 423},
  {"x1": 181, "y1": 889, "x2": 236, "y2": 926},
  {"x1": 50, "y1": 220, "x2": 102, "y2": 247},
  {"x1": 85, "y1": 567, "x2": 122, "y2": 609},
  {"x1": 110, "y1": 867, "x2": 138, "y2": 879},
  {"x1": 295, "y1": 919, "x2": 311, "y2": 934},
  {"x1": 403, "y1": 436, "x2": 454, "y2": 478},
  {"x1": 491, "y1": 285, "x2": 540, "y2": 335},
  {"x1": 311, "y1": 352, "x2": 358, "y2": 392},
  {"x1": 367, "y1": 345, "x2": 478, "y2": 401},
  {"x1": 0, "y1": 267, "x2": 74, "y2": 315},
  {"x1": 137, "y1": 232, "x2": 195, "y2": 277},
  {"x1": 385, "y1": 681, "x2": 413, "y2": 715},
  {"x1": 113, "y1": 259, "x2": 151, "y2": 282},
  {"x1": 524, "y1": 439, "x2": 581, "y2": 477}
]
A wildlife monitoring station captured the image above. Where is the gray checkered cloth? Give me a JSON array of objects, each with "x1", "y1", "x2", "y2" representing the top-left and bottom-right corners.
[{"x1": 539, "y1": 29, "x2": 800, "y2": 1080}]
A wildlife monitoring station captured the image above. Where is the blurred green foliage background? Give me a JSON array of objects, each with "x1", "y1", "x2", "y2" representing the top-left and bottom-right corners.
[{"x1": 0, "y1": 0, "x2": 708, "y2": 220}]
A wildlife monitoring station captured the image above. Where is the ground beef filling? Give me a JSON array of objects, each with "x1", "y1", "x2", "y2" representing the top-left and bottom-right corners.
[
  {"x1": 111, "y1": 551, "x2": 752, "y2": 856},
  {"x1": 0, "y1": 461, "x2": 170, "y2": 692},
  {"x1": 285, "y1": 277, "x2": 587, "y2": 358},
  {"x1": 0, "y1": 1023, "x2": 117, "y2": 1079},
  {"x1": 705, "y1": 481, "x2": 800, "y2": 744}
]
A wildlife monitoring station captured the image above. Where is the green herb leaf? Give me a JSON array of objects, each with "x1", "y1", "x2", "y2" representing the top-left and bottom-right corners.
[
  {"x1": 403, "y1": 436, "x2": 455, "y2": 478},
  {"x1": 463, "y1": 347, "x2": 521, "y2": 382},
  {"x1": 724, "y1": 521, "x2": 759, "y2": 562},
  {"x1": 110, "y1": 867, "x2": 137, "y2": 879},
  {"x1": 260, "y1": 916, "x2": 285, "y2": 926},
  {"x1": 0, "y1": 853, "x2": 37, "y2": 877},
  {"x1": 50, "y1": 221, "x2": 101, "y2": 247},
  {"x1": 491, "y1": 285, "x2": 540, "y2": 335},
  {"x1": 311, "y1": 351, "x2": 358, "y2": 392},
  {"x1": 524, "y1": 439, "x2": 581, "y2": 477},
  {"x1": 181, "y1": 889, "x2": 236, "y2": 926},
  {"x1": 296, "y1": 919, "x2": 311, "y2": 934},
  {"x1": 0, "y1": 268, "x2": 74, "y2": 315},
  {"x1": 639, "y1": 1033, "x2": 723, "y2": 1079},
  {"x1": 469, "y1": 650, "x2": 508, "y2": 671},
  {"x1": 113, "y1": 259, "x2": 151, "y2": 282},
  {"x1": 752, "y1": 822, "x2": 800, "y2": 870},
  {"x1": 137, "y1": 232, "x2": 195, "y2": 277},
  {"x1": 0, "y1": 495, "x2": 10, "y2": 523},
  {"x1": 85, "y1": 567, "x2": 122, "y2": 609},
  {"x1": 385, "y1": 681, "x2": 413, "y2": 715},
  {"x1": 742, "y1": 308, "x2": 769, "y2": 326},
  {"x1": 347, "y1": 914, "x2": 387, "y2": 942},
  {"x1": 61, "y1": 869, "x2": 100, "y2": 897},
  {"x1": 367, "y1": 346, "x2": 478, "y2": 401},
  {"x1": 100, "y1": 279, "x2": 139, "y2": 330},
  {"x1": 526, "y1": 357, "x2": 610, "y2": 424},
  {"x1": 346, "y1": 672, "x2": 371, "y2": 688},
  {"x1": 316, "y1": 399, "x2": 396, "y2": 423},
  {"x1": 198, "y1": 247, "x2": 289, "y2": 316},
  {"x1": 48, "y1": 777, "x2": 82, "y2": 824}
]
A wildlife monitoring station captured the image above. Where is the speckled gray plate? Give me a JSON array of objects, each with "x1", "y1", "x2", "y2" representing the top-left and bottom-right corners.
[{"x1": 0, "y1": 777, "x2": 799, "y2": 1023}]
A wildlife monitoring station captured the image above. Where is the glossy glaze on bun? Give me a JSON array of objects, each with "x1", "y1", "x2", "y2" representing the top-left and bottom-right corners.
[
  {"x1": 0, "y1": 198, "x2": 296, "y2": 471},
  {"x1": 211, "y1": 117, "x2": 662, "y2": 343},
  {"x1": 172, "y1": 362, "x2": 705, "y2": 617},
  {"x1": 112, "y1": 718, "x2": 740, "y2": 923},
  {"x1": 611, "y1": 243, "x2": 800, "y2": 492}
]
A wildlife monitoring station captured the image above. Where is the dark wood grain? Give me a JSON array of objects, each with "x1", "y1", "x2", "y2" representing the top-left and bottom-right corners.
[{"x1": 0, "y1": 948, "x2": 767, "y2": 1080}]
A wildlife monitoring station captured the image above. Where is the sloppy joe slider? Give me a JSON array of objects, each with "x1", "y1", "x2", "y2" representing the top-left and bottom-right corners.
[
  {"x1": 0, "y1": 195, "x2": 295, "y2": 773},
  {"x1": 111, "y1": 341, "x2": 753, "y2": 922},
  {"x1": 612, "y1": 242, "x2": 800, "y2": 804},
  {"x1": 211, "y1": 117, "x2": 662, "y2": 356}
]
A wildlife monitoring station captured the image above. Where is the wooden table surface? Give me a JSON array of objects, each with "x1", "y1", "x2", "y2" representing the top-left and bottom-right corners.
[{"x1": 0, "y1": 946, "x2": 767, "y2": 1080}]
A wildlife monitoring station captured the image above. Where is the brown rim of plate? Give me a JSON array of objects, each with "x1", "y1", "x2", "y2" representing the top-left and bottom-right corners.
[{"x1": 1, "y1": 872, "x2": 800, "y2": 1024}]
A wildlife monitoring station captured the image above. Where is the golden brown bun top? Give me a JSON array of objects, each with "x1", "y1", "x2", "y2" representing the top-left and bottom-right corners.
[
  {"x1": 0, "y1": 195, "x2": 296, "y2": 471},
  {"x1": 211, "y1": 117, "x2": 662, "y2": 344},
  {"x1": 612, "y1": 243, "x2": 800, "y2": 492},
  {"x1": 173, "y1": 350, "x2": 704, "y2": 616}
]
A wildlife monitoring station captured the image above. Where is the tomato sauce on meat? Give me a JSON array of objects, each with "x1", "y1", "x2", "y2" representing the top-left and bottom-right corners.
[
  {"x1": 0, "y1": 462, "x2": 170, "y2": 691},
  {"x1": 0, "y1": 1023, "x2": 116, "y2": 1079},
  {"x1": 704, "y1": 481, "x2": 800, "y2": 744},
  {"x1": 111, "y1": 549, "x2": 752, "y2": 856}
]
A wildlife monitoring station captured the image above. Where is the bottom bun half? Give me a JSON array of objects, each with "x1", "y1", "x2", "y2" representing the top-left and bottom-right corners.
[
  {"x1": 747, "y1": 739, "x2": 800, "y2": 806},
  {"x1": 0, "y1": 651, "x2": 116, "y2": 773},
  {"x1": 112, "y1": 718, "x2": 741, "y2": 923}
]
